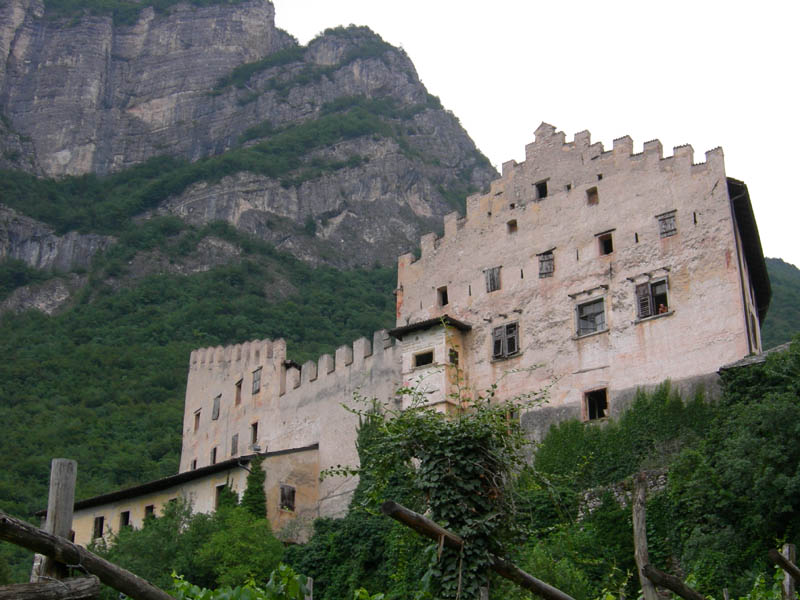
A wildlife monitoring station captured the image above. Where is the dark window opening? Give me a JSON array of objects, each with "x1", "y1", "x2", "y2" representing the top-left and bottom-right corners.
[
  {"x1": 565, "y1": 183, "x2": 572, "y2": 192},
  {"x1": 449, "y1": 348, "x2": 459, "y2": 366},
  {"x1": 144, "y1": 505, "x2": 155, "y2": 519},
  {"x1": 93, "y1": 516, "x2": 104, "y2": 539},
  {"x1": 507, "y1": 219, "x2": 518, "y2": 234},
  {"x1": 468, "y1": 285, "x2": 471, "y2": 296},
  {"x1": 437, "y1": 286, "x2": 449, "y2": 306},
  {"x1": 597, "y1": 173, "x2": 603, "y2": 181},
  {"x1": 598, "y1": 233, "x2": 613, "y2": 255},
  {"x1": 235, "y1": 379, "x2": 242, "y2": 405},
  {"x1": 190, "y1": 459, "x2": 197, "y2": 471},
  {"x1": 414, "y1": 351, "x2": 434, "y2": 367},
  {"x1": 586, "y1": 389, "x2": 608, "y2": 420},
  {"x1": 658, "y1": 213, "x2": 677, "y2": 238},
  {"x1": 510, "y1": 203, "x2": 516, "y2": 209},
  {"x1": 215, "y1": 484, "x2": 227, "y2": 510},
  {"x1": 577, "y1": 298, "x2": 606, "y2": 336},
  {"x1": 252, "y1": 367, "x2": 262, "y2": 395},
  {"x1": 280, "y1": 484, "x2": 296, "y2": 511},
  {"x1": 635, "y1": 232, "x2": 639, "y2": 243},
  {"x1": 539, "y1": 251, "x2": 554, "y2": 278},
  {"x1": 485, "y1": 266, "x2": 501, "y2": 292},
  {"x1": 119, "y1": 511, "x2": 130, "y2": 529},
  {"x1": 212, "y1": 394, "x2": 221, "y2": 421},
  {"x1": 231, "y1": 433, "x2": 239, "y2": 456},
  {"x1": 251, "y1": 422, "x2": 259, "y2": 447},
  {"x1": 586, "y1": 187, "x2": 599, "y2": 205},
  {"x1": 210, "y1": 447, "x2": 217, "y2": 465},
  {"x1": 194, "y1": 410, "x2": 200, "y2": 432},
  {"x1": 492, "y1": 322, "x2": 520, "y2": 359},
  {"x1": 636, "y1": 280, "x2": 669, "y2": 318},
  {"x1": 693, "y1": 211, "x2": 698, "y2": 224},
  {"x1": 535, "y1": 180, "x2": 548, "y2": 199},
  {"x1": 520, "y1": 268, "x2": 524, "y2": 279}
]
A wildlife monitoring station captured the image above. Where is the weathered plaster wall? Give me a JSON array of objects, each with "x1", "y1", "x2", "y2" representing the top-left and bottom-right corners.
[
  {"x1": 179, "y1": 329, "x2": 402, "y2": 519},
  {"x1": 396, "y1": 123, "x2": 755, "y2": 427}
]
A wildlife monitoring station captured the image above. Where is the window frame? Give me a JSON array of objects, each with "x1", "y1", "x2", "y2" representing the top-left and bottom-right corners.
[
  {"x1": 413, "y1": 350, "x2": 434, "y2": 368},
  {"x1": 211, "y1": 394, "x2": 221, "y2": 420},
  {"x1": 252, "y1": 367, "x2": 262, "y2": 395},
  {"x1": 538, "y1": 250, "x2": 554, "y2": 278},
  {"x1": 657, "y1": 211, "x2": 677, "y2": 238},
  {"x1": 93, "y1": 516, "x2": 105, "y2": 540},
  {"x1": 585, "y1": 388, "x2": 608, "y2": 421},
  {"x1": 492, "y1": 321, "x2": 520, "y2": 360},
  {"x1": 597, "y1": 232, "x2": 614, "y2": 255},
  {"x1": 635, "y1": 279, "x2": 670, "y2": 320},
  {"x1": 280, "y1": 484, "x2": 296, "y2": 512},
  {"x1": 576, "y1": 297, "x2": 607, "y2": 337},
  {"x1": 485, "y1": 266, "x2": 502, "y2": 293}
]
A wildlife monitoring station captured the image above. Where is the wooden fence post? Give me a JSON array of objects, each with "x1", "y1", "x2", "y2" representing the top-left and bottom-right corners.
[
  {"x1": 782, "y1": 544, "x2": 796, "y2": 600},
  {"x1": 632, "y1": 472, "x2": 659, "y2": 600},
  {"x1": 33, "y1": 459, "x2": 77, "y2": 582}
]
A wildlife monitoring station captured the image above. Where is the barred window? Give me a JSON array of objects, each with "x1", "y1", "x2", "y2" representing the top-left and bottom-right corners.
[
  {"x1": 658, "y1": 212, "x2": 677, "y2": 237},
  {"x1": 492, "y1": 322, "x2": 519, "y2": 359},
  {"x1": 577, "y1": 298, "x2": 606, "y2": 336},
  {"x1": 539, "y1": 251, "x2": 554, "y2": 278},
  {"x1": 636, "y1": 280, "x2": 669, "y2": 319}
]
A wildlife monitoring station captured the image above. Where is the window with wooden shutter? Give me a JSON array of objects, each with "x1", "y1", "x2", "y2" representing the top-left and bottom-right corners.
[
  {"x1": 212, "y1": 394, "x2": 221, "y2": 420},
  {"x1": 636, "y1": 283, "x2": 653, "y2": 318},
  {"x1": 252, "y1": 367, "x2": 261, "y2": 394},
  {"x1": 485, "y1": 267, "x2": 501, "y2": 292},
  {"x1": 539, "y1": 251, "x2": 554, "y2": 278},
  {"x1": 231, "y1": 433, "x2": 238, "y2": 456},
  {"x1": 636, "y1": 280, "x2": 669, "y2": 319},
  {"x1": 492, "y1": 321, "x2": 520, "y2": 359},
  {"x1": 658, "y1": 212, "x2": 677, "y2": 237}
]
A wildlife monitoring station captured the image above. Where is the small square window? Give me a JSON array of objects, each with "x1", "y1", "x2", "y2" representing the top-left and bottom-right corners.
[
  {"x1": 636, "y1": 280, "x2": 669, "y2": 318},
  {"x1": 585, "y1": 389, "x2": 608, "y2": 420},
  {"x1": 93, "y1": 516, "x2": 105, "y2": 539},
  {"x1": 492, "y1": 322, "x2": 520, "y2": 359},
  {"x1": 449, "y1": 348, "x2": 459, "y2": 366},
  {"x1": 144, "y1": 505, "x2": 155, "y2": 518},
  {"x1": 485, "y1": 266, "x2": 501, "y2": 292},
  {"x1": 119, "y1": 511, "x2": 130, "y2": 529},
  {"x1": 252, "y1": 368, "x2": 262, "y2": 395},
  {"x1": 231, "y1": 433, "x2": 239, "y2": 456},
  {"x1": 598, "y1": 232, "x2": 613, "y2": 255},
  {"x1": 586, "y1": 186, "x2": 599, "y2": 205},
  {"x1": 212, "y1": 394, "x2": 221, "y2": 421},
  {"x1": 658, "y1": 212, "x2": 677, "y2": 238},
  {"x1": 507, "y1": 219, "x2": 518, "y2": 234},
  {"x1": 437, "y1": 286, "x2": 449, "y2": 306},
  {"x1": 535, "y1": 180, "x2": 548, "y2": 199},
  {"x1": 413, "y1": 351, "x2": 434, "y2": 367},
  {"x1": 235, "y1": 379, "x2": 242, "y2": 405},
  {"x1": 538, "y1": 251, "x2": 554, "y2": 278},
  {"x1": 280, "y1": 484, "x2": 296, "y2": 511},
  {"x1": 577, "y1": 298, "x2": 606, "y2": 336}
]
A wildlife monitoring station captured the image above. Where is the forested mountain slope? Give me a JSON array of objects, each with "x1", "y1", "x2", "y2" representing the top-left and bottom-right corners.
[{"x1": 761, "y1": 258, "x2": 800, "y2": 348}]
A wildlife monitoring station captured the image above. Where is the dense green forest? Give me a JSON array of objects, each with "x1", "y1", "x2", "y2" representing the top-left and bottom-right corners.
[{"x1": 761, "y1": 258, "x2": 800, "y2": 348}]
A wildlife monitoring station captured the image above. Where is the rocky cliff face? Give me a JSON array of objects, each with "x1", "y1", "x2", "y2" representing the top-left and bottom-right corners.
[
  {"x1": 0, "y1": 205, "x2": 113, "y2": 270},
  {"x1": 0, "y1": 0, "x2": 495, "y2": 276}
]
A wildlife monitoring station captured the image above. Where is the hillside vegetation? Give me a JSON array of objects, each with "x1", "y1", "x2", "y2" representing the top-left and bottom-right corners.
[{"x1": 761, "y1": 258, "x2": 800, "y2": 348}]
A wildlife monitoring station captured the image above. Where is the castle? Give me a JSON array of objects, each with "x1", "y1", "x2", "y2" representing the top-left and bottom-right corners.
[{"x1": 66, "y1": 123, "x2": 770, "y2": 546}]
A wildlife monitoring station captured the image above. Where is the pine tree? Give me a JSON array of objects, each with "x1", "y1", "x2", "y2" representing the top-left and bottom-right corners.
[{"x1": 240, "y1": 454, "x2": 267, "y2": 518}]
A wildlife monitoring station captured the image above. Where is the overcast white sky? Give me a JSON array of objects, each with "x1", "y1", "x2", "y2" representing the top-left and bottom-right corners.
[{"x1": 272, "y1": 0, "x2": 799, "y2": 267}]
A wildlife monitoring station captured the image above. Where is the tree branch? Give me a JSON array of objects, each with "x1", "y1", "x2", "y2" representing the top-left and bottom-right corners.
[
  {"x1": 0, "y1": 576, "x2": 100, "y2": 600},
  {"x1": 0, "y1": 511, "x2": 173, "y2": 600}
]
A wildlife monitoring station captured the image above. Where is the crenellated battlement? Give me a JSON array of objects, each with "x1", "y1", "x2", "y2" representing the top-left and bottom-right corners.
[
  {"x1": 189, "y1": 329, "x2": 396, "y2": 394},
  {"x1": 401, "y1": 123, "x2": 726, "y2": 267}
]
